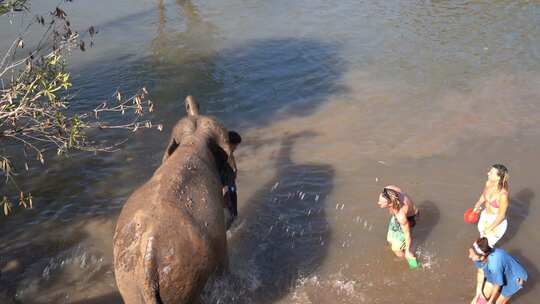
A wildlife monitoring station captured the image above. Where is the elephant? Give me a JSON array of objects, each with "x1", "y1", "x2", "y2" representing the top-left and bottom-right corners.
[{"x1": 113, "y1": 96, "x2": 233, "y2": 304}]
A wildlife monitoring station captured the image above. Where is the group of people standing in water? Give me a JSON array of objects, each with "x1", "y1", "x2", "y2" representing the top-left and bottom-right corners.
[
  {"x1": 377, "y1": 164, "x2": 528, "y2": 304},
  {"x1": 225, "y1": 136, "x2": 528, "y2": 303}
]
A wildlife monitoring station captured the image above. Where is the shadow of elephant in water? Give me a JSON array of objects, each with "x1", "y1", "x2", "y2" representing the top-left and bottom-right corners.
[{"x1": 202, "y1": 131, "x2": 334, "y2": 303}]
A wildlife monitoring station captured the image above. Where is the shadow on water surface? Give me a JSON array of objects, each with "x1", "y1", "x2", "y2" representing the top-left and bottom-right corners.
[
  {"x1": 498, "y1": 188, "x2": 534, "y2": 247},
  {"x1": 414, "y1": 200, "x2": 440, "y2": 248},
  {"x1": 507, "y1": 250, "x2": 538, "y2": 302},
  {"x1": 67, "y1": 0, "x2": 346, "y2": 172},
  {"x1": 66, "y1": 292, "x2": 123, "y2": 304},
  {"x1": 70, "y1": 0, "x2": 346, "y2": 132},
  {"x1": 202, "y1": 132, "x2": 333, "y2": 303}
]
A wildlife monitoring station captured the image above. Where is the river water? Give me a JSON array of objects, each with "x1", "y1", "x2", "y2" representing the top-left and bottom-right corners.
[{"x1": 1, "y1": 1, "x2": 540, "y2": 303}]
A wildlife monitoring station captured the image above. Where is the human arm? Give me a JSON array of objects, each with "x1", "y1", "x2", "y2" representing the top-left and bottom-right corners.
[
  {"x1": 473, "y1": 184, "x2": 488, "y2": 211},
  {"x1": 486, "y1": 284, "x2": 501, "y2": 304},
  {"x1": 484, "y1": 254, "x2": 505, "y2": 303},
  {"x1": 220, "y1": 156, "x2": 236, "y2": 195},
  {"x1": 397, "y1": 213, "x2": 414, "y2": 258},
  {"x1": 471, "y1": 268, "x2": 485, "y2": 304}
]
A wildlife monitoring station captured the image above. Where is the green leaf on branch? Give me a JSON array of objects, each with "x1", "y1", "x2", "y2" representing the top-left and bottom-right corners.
[
  {"x1": 1, "y1": 197, "x2": 13, "y2": 216},
  {"x1": 1, "y1": 2, "x2": 159, "y2": 215}
]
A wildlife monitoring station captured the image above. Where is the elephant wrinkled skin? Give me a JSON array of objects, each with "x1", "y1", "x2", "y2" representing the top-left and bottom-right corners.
[{"x1": 113, "y1": 96, "x2": 232, "y2": 304}]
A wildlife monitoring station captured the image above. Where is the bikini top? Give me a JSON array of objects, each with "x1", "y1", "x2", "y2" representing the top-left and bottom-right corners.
[{"x1": 484, "y1": 192, "x2": 503, "y2": 209}]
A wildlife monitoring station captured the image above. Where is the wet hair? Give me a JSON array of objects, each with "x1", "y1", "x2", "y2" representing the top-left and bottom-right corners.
[
  {"x1": 228, "y1": 131, "x2": 242, "y2": 145},
  {"x1": 492, "y1": 164, "x2": 509, "y2": 191},
  {"x1": 472, "y1": 237, "x2": 493, "y2": 257},
  {"x1": 382, "y1": 188, "x2": 401, "y2": 210}
]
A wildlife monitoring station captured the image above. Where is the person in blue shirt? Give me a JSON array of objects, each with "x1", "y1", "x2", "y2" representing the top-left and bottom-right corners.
[{"x1": 468, "y1": 237, "x2": 528, "y2": 304}]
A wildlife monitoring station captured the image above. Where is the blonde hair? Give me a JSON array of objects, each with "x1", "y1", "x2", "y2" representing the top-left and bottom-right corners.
[
  {"x1": 492, "y1": 164, "x2": 509, "y2": 191},
  {"x1": 382, "y1": 188, "x2": 401, "y2": 210}
]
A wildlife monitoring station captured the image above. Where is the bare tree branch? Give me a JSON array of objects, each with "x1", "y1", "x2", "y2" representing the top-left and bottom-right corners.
[{"x1": 0, "y1": 2, "x2": 161, "y2": 214}]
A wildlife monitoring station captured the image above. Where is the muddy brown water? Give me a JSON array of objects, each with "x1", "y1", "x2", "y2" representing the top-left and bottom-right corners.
[{"x1": 1, "y1": 1, "x2": 540, "y2": 303}]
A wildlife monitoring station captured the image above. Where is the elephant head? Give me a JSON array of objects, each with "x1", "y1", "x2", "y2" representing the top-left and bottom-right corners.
[{"x1": 161, "y1": 95, "x2": 233, "y2": 173}]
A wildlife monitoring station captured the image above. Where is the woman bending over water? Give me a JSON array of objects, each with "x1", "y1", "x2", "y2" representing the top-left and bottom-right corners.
[
  {"x1": 472, "y1": 164, "x2": 509, "y2": 246},
  {"x1": 468, "y1": 237, "x2": 527, "y2": 304},
  {"x1": 377, "y1": 185, "x2": 418, "y2": 259}
]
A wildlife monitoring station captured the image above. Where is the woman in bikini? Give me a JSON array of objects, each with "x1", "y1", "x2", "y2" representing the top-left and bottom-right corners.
[
  {"x1": 377, "y1": 185, "x2": 419, "y2": 259},
  {"x1": 472, "y1": 164, "x2": 510, "y2": 247}
]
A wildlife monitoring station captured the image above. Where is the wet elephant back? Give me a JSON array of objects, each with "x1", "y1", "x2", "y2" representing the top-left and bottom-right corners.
[
  {"x1": 113, "y1": 142, "x2": 228, "y2": 303},
  {"x1": 154, "y1": 145, "x2": 227, "y2": 239},
  {"x1": 113, "y1": 203, "x2": 212, "y2": 304}
]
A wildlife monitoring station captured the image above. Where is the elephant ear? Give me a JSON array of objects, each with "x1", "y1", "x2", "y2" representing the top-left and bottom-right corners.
[
  {"x1": 198, "y1": 117, "x2": 232, "y2": 174},
  {"x1": 162, "y1": 96, "x2": 199, "y2": 164},
  {"x1": 162, "y1": 117, "x2": 197, "y2": 164},
  {"x1": 162, "y1": 138, "x2": 179, "y2": 164},
  {"x1": 208, "y1": 138, "x2": 229, "y2": 176}
]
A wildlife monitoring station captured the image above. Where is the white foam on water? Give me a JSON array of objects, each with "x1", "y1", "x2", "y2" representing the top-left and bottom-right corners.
[
  {"x1": 416, "y1": 247, "x2": 438, "y2": 271},
  {"x1": 201, "y1": 258, "x2": 262, "y2": 304},
  {"x1": 287, "y1": 273, "x2": 368, "y2": 304},
  {"x1": 14, "y1": 245, "x2": 108, "y2": 303}
]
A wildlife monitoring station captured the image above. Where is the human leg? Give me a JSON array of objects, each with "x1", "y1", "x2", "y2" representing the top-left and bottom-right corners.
[
  {"x1": 495, "y1": 295, "x2": 510, "y2": 304},
  {"x1": 392, "y1": 249, "x2": 405, "y2": 258},
  {"x1": 478, "y1": 211, "x2": 508, "y2": 246},
  {"x1": 228, "y1": 187, "x2": 238, "y2": 218},
  {"x1": 386, "y1": 216, "x2": 406, "y2": 257},
  {"x1": 482, "y1": 281, "x2": 495, "y2": 302},
  {"x1": 486, "y1": 219, "x2": 508, "y2": 246},
  {"x1": 389, "y1": 238, "x2": 406, "y2": 258},
  {"x1": 478, "y1": 211, "x2": 489, "y2": 237},
  {"x1": 223, "y1": 190, "x2": 235, "y2": 230}
]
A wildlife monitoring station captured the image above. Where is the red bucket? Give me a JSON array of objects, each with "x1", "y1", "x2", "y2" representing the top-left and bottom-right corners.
[{"x1": 464, "y1": 208, "x2": 480, "y2": 224}]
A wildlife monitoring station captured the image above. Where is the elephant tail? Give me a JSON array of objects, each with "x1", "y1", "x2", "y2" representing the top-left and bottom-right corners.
[{"x1": 141, "y1": 235, "x2": 163, "y2": 304}]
